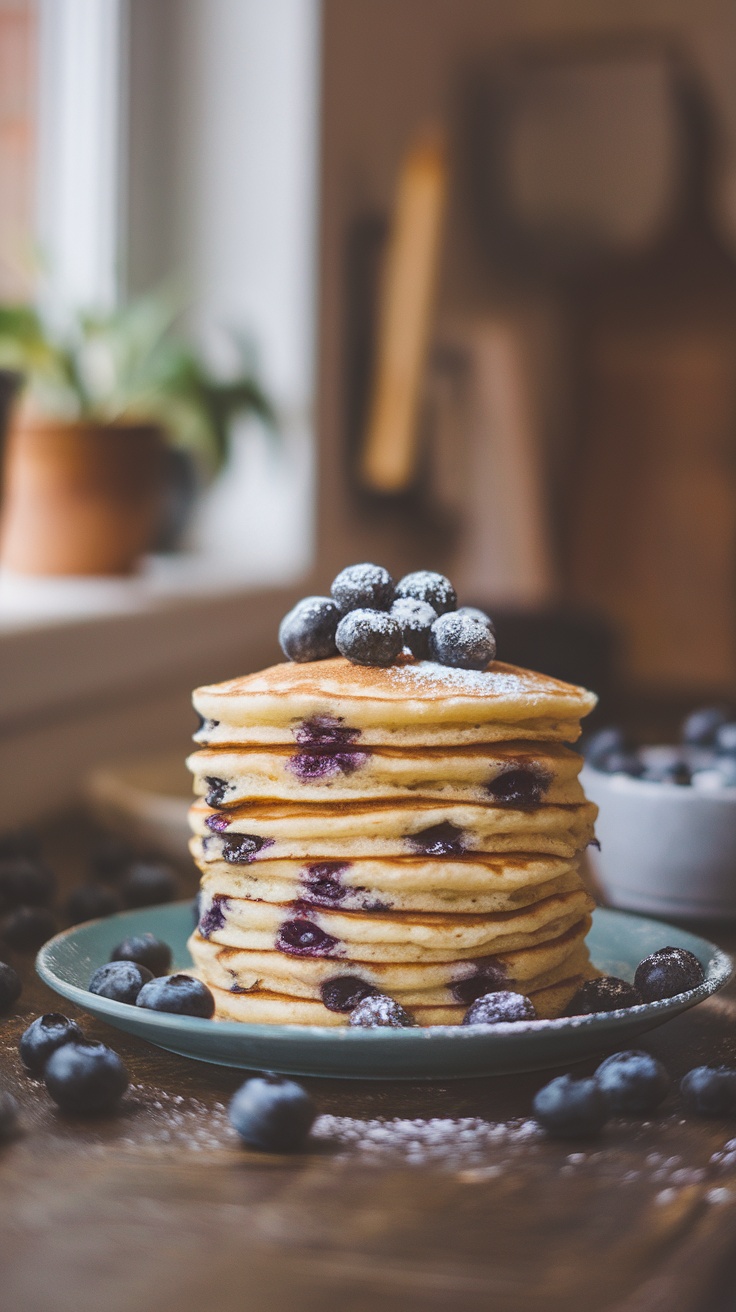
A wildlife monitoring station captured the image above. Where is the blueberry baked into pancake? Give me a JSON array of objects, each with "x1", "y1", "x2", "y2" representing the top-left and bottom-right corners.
[{"x1": 186, "y1": 565, "x2": 599, "y2": 1027}]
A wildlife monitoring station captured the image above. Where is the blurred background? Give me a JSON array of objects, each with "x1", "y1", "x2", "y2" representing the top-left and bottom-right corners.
[{"x1": 1, "y1": 0, "x2": 736, "y2": 831}]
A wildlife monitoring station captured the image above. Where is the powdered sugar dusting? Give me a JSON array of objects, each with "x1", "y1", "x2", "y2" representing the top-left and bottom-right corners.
[
  {"x1": 384, "y1": 661, "x2": 527, "y2": 698},
  {"x1": 311, "y1": 1114, "x2": 542, "y2": 1167}
]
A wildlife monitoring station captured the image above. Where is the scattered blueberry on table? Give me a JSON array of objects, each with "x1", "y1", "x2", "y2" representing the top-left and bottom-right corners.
[
  {"x1": 111, "y1": 933, "x2": 172, "y2": 976},
  {"x1": 533, "y1": 1075, "x2": 608, "y2": 1139},
  {"x1": 43, "y1": 1040, "x2": 129, "y2": 1114},
  {"x1": 136, "y1": 973, "x2": 215, "y2": 1018},
  {"x1": 348, "y1": 994, "x2": 415, "y2": 1028},
  {"x1": 680, "y1": 1066, "x2": 736, "y2": 1117},
  {"x1": 120, "y1": 862, "x2": 178, "y2": 909},
  {"x1": 634, "y1": 947, "x2": 705, "y2": 1003},
  {"x1": 278, "y1": 563, "x2": 497, "y2": 669},
  {"x1": 228, "y1": 1074, "x2": 316, "y2": 1152},
  {"x1": 66, "y1": 884, "x2": 120, "y2": 926},
  {"x1": 462, "y1": 991, "x2": 536, "y2": 1025},
  {"x1": 19, "y1": 1013, "x2": 85, "y2": 1075},
  {"x1": 0, "y1": 905, "x2": 56, "y2": 952},
  {"x1": 88, "y1": 960, "x2": 154, "y2": 1005},
  {"x1": 0, "y1": 960, "x2": 22, "y2": 1010},
  {"x1": 594, "y1": 1050, "x2": 670, "y2": 1114},
  {"x1": 0, "y1": 857, "x2": 56, "y2": 911}
]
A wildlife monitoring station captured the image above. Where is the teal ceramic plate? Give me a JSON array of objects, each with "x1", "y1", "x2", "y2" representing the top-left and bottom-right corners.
[{"x1": 37, "y1": 904, "x2": 733, "y2": 1080}]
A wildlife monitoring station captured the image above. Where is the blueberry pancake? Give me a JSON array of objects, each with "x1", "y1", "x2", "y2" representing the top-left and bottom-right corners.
[
  {"x1": 187, "y1": 740, "x2": 585, "y2": 807},
  {"x1": 189, "y1": 797, "x2": 597, "y2": 861},
  {"x1": 192, "y1": 657, "x2": 597, "y2": 749},
  {"x1": 188, "y1": 914, "x2": 593, "y2": 1005}
]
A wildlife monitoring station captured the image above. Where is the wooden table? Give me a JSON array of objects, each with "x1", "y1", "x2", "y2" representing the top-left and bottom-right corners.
[{"x1": 2, "y1": 816, "x2": 736, "y2": 1312}]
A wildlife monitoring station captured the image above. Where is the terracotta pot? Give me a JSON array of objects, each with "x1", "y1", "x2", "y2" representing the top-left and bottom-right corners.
[{"x1": 0, "y1": 418, "x2": 164, "y2": 575}]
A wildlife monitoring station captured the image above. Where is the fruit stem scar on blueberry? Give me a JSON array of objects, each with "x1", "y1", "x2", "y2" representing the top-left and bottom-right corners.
[{"x1": 276, "y1": 919, "x2": 341, "y2": 957}]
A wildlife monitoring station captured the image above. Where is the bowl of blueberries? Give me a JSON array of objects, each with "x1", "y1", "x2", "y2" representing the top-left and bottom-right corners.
[{"x1": 582, "y1": 705, "x2": 736, "y2": 920}]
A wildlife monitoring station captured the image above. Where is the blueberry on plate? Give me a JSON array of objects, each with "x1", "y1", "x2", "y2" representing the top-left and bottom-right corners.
[
  {"x1": 19, "y1": 1013, "x2": 85, "y2": 1075},
  {"x1": 330, "y1": 563, "x2": 394, "y2": 613},
  {"x1": 692, "y1": 759, "x2": 736, "y2": 789},
  {"x1": 0, "y1": 960, "x2": 22, "y2": 1010},
  {"x1": 429, "y1": 612, "x2": 496, "y2": 670},
  {"x1": 455, "y1": 606, "x2": 495, "y2": 635},
  {"x1": 462, "y1": 991, "x2": 536, "y2": 1025},
  {"x1": 680, "y1": 1066, "x2": 736, "y2": 1117},
  {"x1": 595, "y1": 1050, "x2": 670, "y2": 1113},
  {"x1": 136, "y1": 973, "x2": 215, "y2": 1018},
  {"x1": 390, "y1": 597, "x2": 437, "y2": 659},
  {"x1": 634, "y1": 947, "x2": 705, "y2": 1003},
  {"x1": 320, "y1": 976, "x2": 379, "y2": 1013},
  {"x1": 89, "y1": 835, "x2": 135, "y2": 883},
  {"x1": 88, "y1": 960, "x2": 154, "y2": 1005},
  {"x1": 596, "y1": 748, "x2": 645, "y2": 777},
  {"x1": 348, "y1": 994, "x2": 415, "y2": 1028},
  {"x1": 641, "y1": 758, "x2": 691, "y2": 786},
  {"x1": 335, "y1": 609, "x2": 403, "y2": 667},
  {"x1": 278, "y1": 596, "x2": 340, "y2": 663},
  {"x1": 0, "y1": 905, "x2": 56, "y2": 952},
  {"x1": 0, "y1": 1091, "x2": 18, "y2": 1140},
  {"x1": 65, "y1": 884, "x2": 119, "y2": 925},
  {"x1": 0, "y1": 858, "x2": 56, "y2": 911},
  {"x1": 681, "y1": 705, "x2": 732, "y2": 748},
  {"x1": 120, "y1": 862, "x2": 177, "y2": 909},
  {"x1": 44, "y1": 1040, "x2": 129, "y2": 1114},
  {"x1": 110, "y1": 932, "x2": 172, "y2": 976},
  {"x1": 533, "y1": 1074, "x2": 608, "y2": 1139},
  {"x1": 229, "y1": 1073, "x2": 316, "y2": 1152},
  {"x1": 716, "y1": 722, "x2": 736, "y2": 756},
  {"x1": 394, "y1": 571, "x2": 457, "y2": 615},
  {"x1": 565, "y1": 976, "x2": 643, "y2": 1015}
]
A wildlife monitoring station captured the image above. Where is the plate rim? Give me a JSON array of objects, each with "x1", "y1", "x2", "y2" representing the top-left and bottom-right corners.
[{"x1": 35, "y1": 902, "x2": 735, "y2": 1046}]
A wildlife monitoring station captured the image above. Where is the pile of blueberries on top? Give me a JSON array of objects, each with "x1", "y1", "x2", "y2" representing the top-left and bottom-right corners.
[
  {"x1": 279, "y1": 564, "x2": 496, "y2": 671},
  {"x1": 584, "y1": 704, "x2": 736, "y2": 788}
]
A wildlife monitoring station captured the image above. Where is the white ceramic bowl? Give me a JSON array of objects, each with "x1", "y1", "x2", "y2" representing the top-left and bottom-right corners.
[{"x1": 582, "y1": 750, "x2": 736, "y2": 920}]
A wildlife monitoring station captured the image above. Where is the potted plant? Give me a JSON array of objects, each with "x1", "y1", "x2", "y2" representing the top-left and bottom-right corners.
[{"x1": 0, "y1": 294, "x2": 274, "y2": 575}]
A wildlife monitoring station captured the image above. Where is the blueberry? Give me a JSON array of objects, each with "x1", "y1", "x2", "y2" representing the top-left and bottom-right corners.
[
  {"x1": 89, "y1": 835, "x2": 135, "y2": 883},
  {"x1": 716, "y1": 723, "x2": 736, "y2": 756},
  {"x1": 462, "y1": 990, "x2": 536, "y2": 1025},
  {"x1": 0, "y1": 1091, "x2": 18, "y2": 1140},
  {"x1": 136, "y1": 973, "x2": 215, "y2": 1018},
  {"x1": 582, "y1": 727, "x2": 629, "y2": 767},
  {"x1": 634, "y1": 947, "x2": 705, "y2": 1003},
  {"x1": 595, "y1": 748, "x2": 645, "y2": 777},
  {"x1": 335, "y1": 609, "x2": 403, "y2": 667},
  {"x1": 120, "y1": 862, "x2": 177, "y2": 909},
  {"x1": 278, "y1": 596, "x2": 340, "y2": 663},
  {"x1": 110, "y1": 933, "x2": 172, "y2": 976},
  {"x1": 0, "y1": 905, "x2": 56, "y2": 951},
  {"x1": 565, "y1": 976, "x2": 643, "y2": 1015},
  {"x1": 394, "y1": 571, "x2": 457, "y2": 615},
  {"x1": 0, "y1": 961, "x2": 21, "y2": 1009},
  {"x1": 429, "y1": 612, "x2": 496, "y2": 670},
  {"x1": 66, "y1": 884, "x2": 119, "y2": 925},
  {"x1": 88, "y1": 960, "x2": 154, "y2": 1005},
  {"x1": 488, "y1": 766, "x2": 549, "y2": 807},
  {"x1": 228, "y1": 1074, "x2": 316, "y2": 1152},
  {"x1": 641, "y1": 759, "x2": 691, "y2": 786},
  {"x1": 276, "y1": 919, "x2": 339, "y2": 957},
  {"x1": 533, "y1": 1074, "x2": 608, "y2": 1138},
  {"x1": 680, "y1": 1065, "x2": 736, "y2": 1117},
  {"x1": 320, "y1": 976, "x2": 379, "y2": 1013},
  {"x1": 682, "y1": 705, "x2": 732, "y2": 748},
  {"x1": 0, "y1": 829, "x2": 40, "y2": 860},
  {"x1": 389, "y1": 598, "x2": 437, "y2": 658},
  {"x1": 692, "y1": 759, "x2": 736, "y2": 789},
  {"x1": 347, "y1": 994, "x2": 415, "y2": 1028},
  {"x1": 44, "y1": 1040, "x2": 128, "y2": 1113},
  {"x1": 0, "y1": 858, "x2": 56, "y2": 911},
  {"x1": 19, "y1": 1013, "x2": 84, "y2": 1075},
  {"x1": 455, "y1": 606, "x2": 495, "y2": 635},
  {"x1": 330, "y1": 563, "x2": 394, "y2": 613},
  {"x1": 595, "y1": 1050, "x2": 670, "y2": 1113}
]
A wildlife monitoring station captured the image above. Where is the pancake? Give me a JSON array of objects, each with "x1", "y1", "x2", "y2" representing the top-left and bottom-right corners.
[
  {"x1": 192, "y1": 657, "x2": 597, "y2": 748},
  {"x1": 196, "y1": 859, "x2": 583, "y2": 915},
  {"x1": 196, "y1": 885, "x2": 595, "y2": 962},
  {"x1": 188, "y1": 918, "x2": 592, "y2": 1004},
  {"x1": 198, "y1": 970, "x2": 594, "y2": 1024},
  {"x1": 187, "y1": 740, "x2": 585, "y2": 807},
  {"x1": 190, "y1": 797, "x2": 598, "y2": 861}
]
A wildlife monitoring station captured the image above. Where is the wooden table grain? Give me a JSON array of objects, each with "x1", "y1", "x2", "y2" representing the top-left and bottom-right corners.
[{"x1": 1, "y1": 816, "x2": 736, "y2": 1312}]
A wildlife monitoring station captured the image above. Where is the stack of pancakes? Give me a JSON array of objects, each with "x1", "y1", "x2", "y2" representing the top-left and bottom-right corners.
[{"x1": 186, "y1": 656, "x2": 599, "y2": 1025}]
